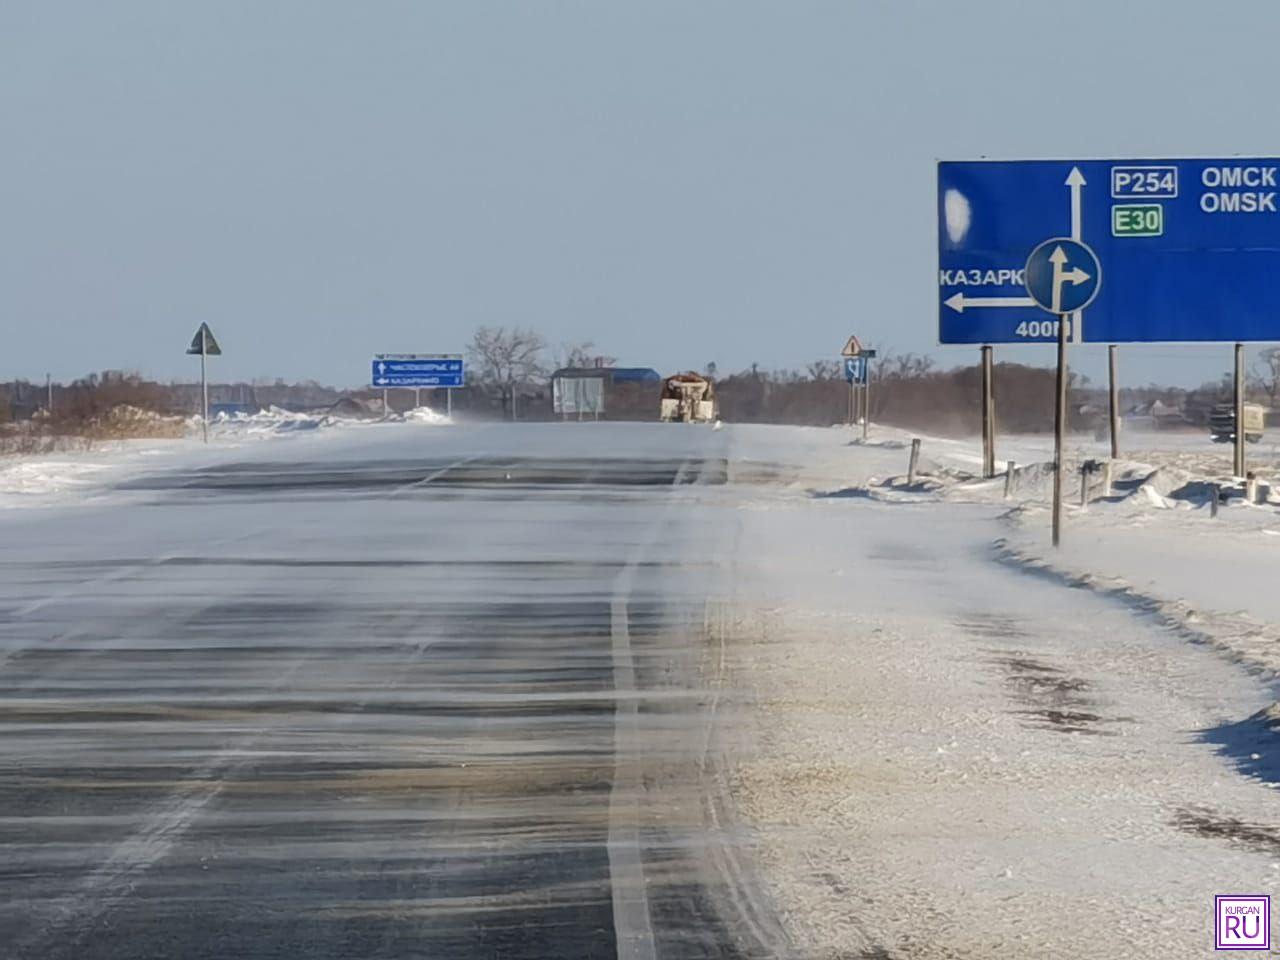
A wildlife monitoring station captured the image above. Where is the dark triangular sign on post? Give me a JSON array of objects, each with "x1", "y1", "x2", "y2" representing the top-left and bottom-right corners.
[{"x1": 187, "y1": 323, "x2": 222, "y2": 356}]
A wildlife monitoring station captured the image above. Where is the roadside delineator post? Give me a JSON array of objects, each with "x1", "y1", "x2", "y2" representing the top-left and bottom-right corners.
[
  {"x1": 1246, "y1": 471, "x2": 1259, "y2": 504},
  {"x1": 1003, "y1": 461, "x2": 1017, "y2": 499},
  {"x1": 907, "y1": 438, "x2": 921, "y2": 485},
  {"x1": 1210, "y1": 484, "x2": 1220, "y2": 518}
]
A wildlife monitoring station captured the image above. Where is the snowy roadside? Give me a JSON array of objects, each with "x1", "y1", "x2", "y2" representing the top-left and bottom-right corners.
[
  {"x1": 721, "y1": 434, "x2": 1280, "y2": 959},
  {"x1": 817, "y1": 427, "x2": 1280, "y2": 684},
  {"x1": 0, "y1": 405, "x2": 451, "y2": 510}
]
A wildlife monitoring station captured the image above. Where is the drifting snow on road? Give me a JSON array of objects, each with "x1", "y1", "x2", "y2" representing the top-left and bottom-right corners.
[{"x1": 0, "y1": 421, "x2": 1277, "y2": 959}]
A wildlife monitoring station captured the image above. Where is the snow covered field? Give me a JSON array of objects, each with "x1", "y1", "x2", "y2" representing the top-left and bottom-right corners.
[
  {"x1": 1, "y1": 417, "x2": 1277, "y2": 958},
  {"x1": 0, "y1": 405, "x2": 451, "y2": 510}
]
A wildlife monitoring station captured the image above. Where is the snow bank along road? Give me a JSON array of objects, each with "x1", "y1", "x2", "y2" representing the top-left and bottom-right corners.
[{"x1": 2, "y1": 421, "x2": 1278, "y2": 959}]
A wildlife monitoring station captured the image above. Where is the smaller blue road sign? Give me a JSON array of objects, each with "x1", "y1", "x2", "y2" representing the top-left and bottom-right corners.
[
  {"x1": 844, "y1": 357, "x2": 867, "y2": 384},
  {"x1": 1024, "y1": 238, "x2": 1101, "y2": 315},
  {"x1": 372, "y1": 355, "x2": 464, "y2": 388}
]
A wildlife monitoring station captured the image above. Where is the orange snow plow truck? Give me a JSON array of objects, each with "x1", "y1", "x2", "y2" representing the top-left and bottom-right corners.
[{"x1": 659, "y1": 373, "x2": 718, "y2": 423}]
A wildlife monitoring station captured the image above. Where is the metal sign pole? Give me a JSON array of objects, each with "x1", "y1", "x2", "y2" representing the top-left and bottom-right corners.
[
  {"x1": 1108, "y1": 345, "x2": 1120, "y2": 459},
  {"x1": 200, "y1": 340, "x2": 209, "y2": 444},
  {"x1": 1052, "y1": 314, "x2": 1069, "y2": 547},
  {"x1": 1234, "y1": 342, "x2": 1246, "y2": 477},
  {"x1": 981, "y1": 345, "x2": 995, "y2": 478},
  {"x1": 447, "y1": 388, "x2": 452, "y2": 419},
  {"x1": 847, "y1": 378, "x2": 854, "y2": 427},
  {"x1": 862, "y1": 360, "x2": 871, "y2": 441}
]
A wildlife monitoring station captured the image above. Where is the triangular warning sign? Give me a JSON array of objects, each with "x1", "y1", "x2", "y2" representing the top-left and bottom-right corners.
[
  {"x1": 841, "y1": 335, "x2": 863, "y2": 357},
  {"x1": 186, "y1": 322, "x2": 222, "y2": 356}
]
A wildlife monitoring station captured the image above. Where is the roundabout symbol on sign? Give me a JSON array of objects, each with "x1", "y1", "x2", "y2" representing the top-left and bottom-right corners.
[{"x1": 1024, "y1": 237, "x2": 1101, "y2": 315}]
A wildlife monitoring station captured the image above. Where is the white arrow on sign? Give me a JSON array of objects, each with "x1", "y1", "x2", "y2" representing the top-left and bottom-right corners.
[
  {"x1": 1066, "y1": 167, "x2": 1085, "y2": 241},
  {"x1": 1048, "y1": 245, "x2": 1091, "y2": 315},
  {"x1": 944, "y1": 292, "x2": 1036, "y2": 313},
  {"x1": 378, "y1": 362, "x2": 387, "y2": 374},
  {"x1": 1065, "y1": 167, "x2": 1086, "y2": 343}
]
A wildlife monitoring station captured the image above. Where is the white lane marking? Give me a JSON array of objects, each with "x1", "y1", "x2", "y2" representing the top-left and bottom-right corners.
[
  {"x1": 607, "y1": 459, "x2": 693, "y2": 960},
  {"x1": 388, "y1": 455, "x2": 479, "y2": 498}
]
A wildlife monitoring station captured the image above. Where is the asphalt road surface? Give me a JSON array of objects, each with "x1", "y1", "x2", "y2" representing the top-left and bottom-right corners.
[{"x1": 0, "y1": 424, "x2": 782, "y2": 960}]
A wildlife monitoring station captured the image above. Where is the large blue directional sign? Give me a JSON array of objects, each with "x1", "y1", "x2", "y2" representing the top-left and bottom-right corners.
[
  {"x1": 844, "y1": 356, "x2": 867, "y2": 384},
  {"x1": 938, "y1": 158, "x2": 1280, "y2": 343},
  {"x1": 371, "y1": 355, "x2": 464, "y2": 388}
]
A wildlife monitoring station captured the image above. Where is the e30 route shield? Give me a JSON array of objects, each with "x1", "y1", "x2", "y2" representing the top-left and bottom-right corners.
[{"x1": 938, "y1": 158, "x2": 1280, "y2": 344}]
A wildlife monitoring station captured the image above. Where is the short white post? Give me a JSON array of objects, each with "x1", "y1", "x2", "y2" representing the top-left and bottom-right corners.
[{"x1": 907, "y1": 438, "x2": 921, "y2": 485}]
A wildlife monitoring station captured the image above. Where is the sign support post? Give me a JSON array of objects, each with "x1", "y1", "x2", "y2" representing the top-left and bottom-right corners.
[
  {"x1": 185, "y1": 323, "x2": 222, "y2": 445},
  {"x1": 862, "y1": 360, "x2": 871, "y2": 441},
  {"x1": 200, "y1": 348, "x2": 209, "y2": 444},
  {"x1": 1052, "y1": 315, "x2": 1069, "y2": 547},
  {"x1": 1108, "y1": 345, "x2": 1120, "y2": 459},
  {"x1": 1234, "y1": 343, "x2": 1246, "y2": 477},
  {"x1": 981, "y1": 345, "x2": 995, "y2": 478}
]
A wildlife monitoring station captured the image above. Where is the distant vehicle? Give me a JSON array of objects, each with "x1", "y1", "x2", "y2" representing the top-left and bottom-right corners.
[
  {"x1": 660, "y1": 373, "x2": 718, "y2": 423},
  {"x1": 1209, "y1": 402, "x2": 1264, "y2": 443}
]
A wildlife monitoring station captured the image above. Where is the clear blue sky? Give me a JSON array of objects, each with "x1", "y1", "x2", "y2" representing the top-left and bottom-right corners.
[{"x1": 2, "y1": 0, "x2": 1277, "y2": 389}]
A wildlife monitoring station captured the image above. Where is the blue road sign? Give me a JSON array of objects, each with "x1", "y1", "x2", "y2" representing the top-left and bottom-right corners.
[
  {"x1": 1024, "y1": 238, "x2": 1101, "y2": 314},
  {"x1": 938, "y1": 158, "x2": 1280, "y2": 343},
  {"x1": 371, "y1": 356, "x2": 464, "y2": 388},
  {"x1": 844, "y1": 356, "x2": 867, "y2": 384}
]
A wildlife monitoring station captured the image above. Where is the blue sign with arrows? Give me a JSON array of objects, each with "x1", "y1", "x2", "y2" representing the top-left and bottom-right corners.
[
  {"x1": 938, "y1": 158, "x2": 1280, "y2": 344},
  {"x1": 844, "y1": 356, "x2": 867, "y2": 384},
  {"x1": 371, "y1": 355, "x2": 464, "y2": 388}
]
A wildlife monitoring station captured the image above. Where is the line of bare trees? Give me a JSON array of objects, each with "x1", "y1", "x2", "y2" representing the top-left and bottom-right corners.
[{"x1": 8, "y1": 325, "x2": 1275, "y2": 434}]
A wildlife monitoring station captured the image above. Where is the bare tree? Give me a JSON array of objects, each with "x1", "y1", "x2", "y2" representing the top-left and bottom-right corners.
[
  {"x1": 553, "y1": 340, "x2": 617, "y2": 370},
  {"x1": 806, "y1": 359, "x2": 839, "y2": 381},
  {"x1": 467, "y1": 326, "x2": 548, "y2": 418},
  {"x1": 1250, "y1": 347, "x2": 1280, "y2": 406}
]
